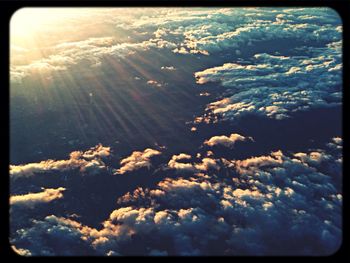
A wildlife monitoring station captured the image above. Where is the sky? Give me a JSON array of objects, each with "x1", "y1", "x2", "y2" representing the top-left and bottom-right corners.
[{"x1": 10, "y1": 7, "x2": 342, "y2": 256}]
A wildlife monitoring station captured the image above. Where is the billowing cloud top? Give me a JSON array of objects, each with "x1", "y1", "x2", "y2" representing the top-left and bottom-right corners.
[
  {"x1": 11, "y1": 137, "x2": 341, "y2": 255},
  {"x1": 116, "y1": 148, "x2": 162, "y2": 174},
  {"x1": 10, "y1": 7, "x2": 342, "y2": 256},
  {"x1": 10, "y1": 144, "x2": 111, "y2": 178},
  {"x1": 194, "y1": 44, "x2": 341, "y2": 121},
  {"x1": 204, "y1": 133, "x2": 252, "y2": 147},
  {"x1": 11, "y1": 8, "x2": 341, "y2": 85},
  {"x1": 168, "y1": 153, "x2": 219, "y2": 172}
]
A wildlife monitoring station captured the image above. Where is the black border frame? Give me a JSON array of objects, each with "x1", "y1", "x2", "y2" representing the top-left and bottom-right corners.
[{"x1": 1, "y1": 0, "x2": 348, "y2": 261}]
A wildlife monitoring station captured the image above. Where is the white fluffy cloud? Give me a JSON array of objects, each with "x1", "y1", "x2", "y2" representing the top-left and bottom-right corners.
[
  {"x1": 9, "y1": 7, "x2": 342, "y2": 256},
  {"x1": 10, "y1": 187, "x2": 66, "y2": 207},
  {"x1": 204, "y1": 133, "x2": 252, "y2": 147},
  {"x1": 11, "y1": 137, "x2": 342, "y2": 255},
  {"x1": 117, "y1": 139, "x2": 341, "y2": 255},
  {"x1": 116, "y1": 8, "x2": 341, "y2": 56},
  {"x1": 11, "y1": 138, "x2": 342, "y2": 255},
  {"x1": 167, "y1": 153, "x2": 219, "y2": 172},
  {"x1": 82, "y1": 144, "x2": 111, "y2": 159},
  {"x1": 10, "y1": 215, "x2": 98, "y2": 255},
  {"x1": 231, "y1": 150, "x2": 284, "y2": 175},
  {"x1": 327, "y1": 137, "x2": 343, "y2": 151},
  {"x1": 10, "y1": 37, "x2": 158, "y2": 83},
  {"x1": 11, "y1": 8, "x2": 341, "y2": 84},
  {"x1": 168, "y1": 153, "x2": 195, "y2": 171},
  {"x1": 10, "y1": 144, "x2": 111, "y2": 178},
  {"x1": 115, "y1": 148, "x2": 162, "y2": 174},
  {"x1": 194, "y1": 42, "x2": 342, "y2": 122}
]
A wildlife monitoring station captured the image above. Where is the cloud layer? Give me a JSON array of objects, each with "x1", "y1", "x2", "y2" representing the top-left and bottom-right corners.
[
  {"x1": 194, "y1": 43, "x2": 342, "y2": 121},
  {"x1": 10, "y1": 137, "x2": 342, "y2": 255},
  {"x1": 11, "y1": 8, "x2": 341, "y2": 85},
  {"x1": 10, "y1": 7, "x2": 342, "y2": 256}
]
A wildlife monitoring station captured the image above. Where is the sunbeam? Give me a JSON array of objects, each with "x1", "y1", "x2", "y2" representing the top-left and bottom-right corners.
[{"x1": 10, "y1": 7, "x2": 343, "y2": 256}]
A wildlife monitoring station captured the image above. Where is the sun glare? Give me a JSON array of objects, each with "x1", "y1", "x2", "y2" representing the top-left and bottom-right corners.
[
  {"x1": 12, "y1": 8, "x2": 61, "y2": 36},
  {"x1": 11, "y1": 8, "x2": 99, "y2": 43}
]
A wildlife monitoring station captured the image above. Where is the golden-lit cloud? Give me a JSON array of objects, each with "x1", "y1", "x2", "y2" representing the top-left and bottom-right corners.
[
  {"x1": 204, "y1": 133, "x2": 252, "y2": 147},
  {"x1": 116, "y1": 148, "x2": 162, "y2": 174},
  {"x1": 168, "y1": 153, "x2": 195, "y2": 171},
  {"x1": 232, "y1": 150, "x2": 284, "y2": 175},
  {"x1": 9, "y1": 7, "x2": 342, "y2": 256},
  {"x1": 168, "y1": 153, "x2": 219, "y2": 172},
  {"x1": 10, "y1": 144, "x2": 111, "y2": 178},
  {"x1": 11, "y1": 245, "x2": 32, "y2": 256},
  {"x1": 10, "y1": 187, "x2": 66, "y2": 206},
  {"x1": 11, "y1": 137, "x2": 342, "y2": 255}
]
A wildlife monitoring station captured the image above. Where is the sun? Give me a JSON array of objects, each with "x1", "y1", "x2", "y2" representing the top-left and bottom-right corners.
[
  {"x1": 10, "y1": 8, "x2": 92, "y2": 41},
  {"x1": 11, "y1": 8, "x2": 56, "y2": 37}
]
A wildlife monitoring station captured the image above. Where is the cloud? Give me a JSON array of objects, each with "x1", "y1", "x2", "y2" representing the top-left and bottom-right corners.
[
  {"x1": 167, "y1": 153, "x2": 219, "y2": 172},
  {"x1": 204, "y1": 133, "x2": 252, "y2": 147},
  {"x1": 118, "y1": 8, "x2": 341, "y2": 56},
  {"x1": 11, "y1": 8, "x2": 341, "y2": 84},
  {"x1": 10, "y1": 37, "x2": 160, "y2": 83},
  {"x1": 332, "y1": 137, "x2": 342, "y2": 145},
  {"x1": 10, "y1": 144, "x2": 111, "y2": 178},
  {"x1": 147, "y1": 80, "x2": 162, "y2": 87},
  {"x1": 116, "y1": 141, "x2": 340, "y2": 255},
  {"x1": 327, "y1": 137, "x2": 342, "y2": 151},
  {"x1": 294, "y1": 151, "x2": 331, "y2": 165},
  {"x1": 231, "y1": 150, "x2": 284, "y2": 175},
  {"x1": 167, "y1": 153, "x2": 195, "y2": 172},
  {"x1": 10, "y1": 62, "x2": 67, "y2": 82},
  {"x1": 194, "y1": 43, "x2": 342, "y2": 122},
  {"x1": 10, "y1": 215, "x2": 97, "y2": 255},
  {"x1": 194, "y1": 158, "x2": 219, "y2": 171},
  {"x1": 11, "y1": 139, "x2": 341, "y2": 255},
  {"x1": 161, "y1": 66, "x2": 176, "y2": 71},
  {"x1": 82, "y1": 144, "x2": 111, "y2": 159},
  {"x1": 115, "y1": 148, "x2": 162, "y2": 174},
  {"x1": 9, "y1": 8, "x2": 342, "y2": 256},
  {"x1": 11, "y1": 245, "x2": 32, "y2": 256},
  {"x1": 199, "y1": 92, "x2": 210, "y2": 97},
  {"x1": 10, "y1": 187, "x2": 66, "y2": 207}
]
